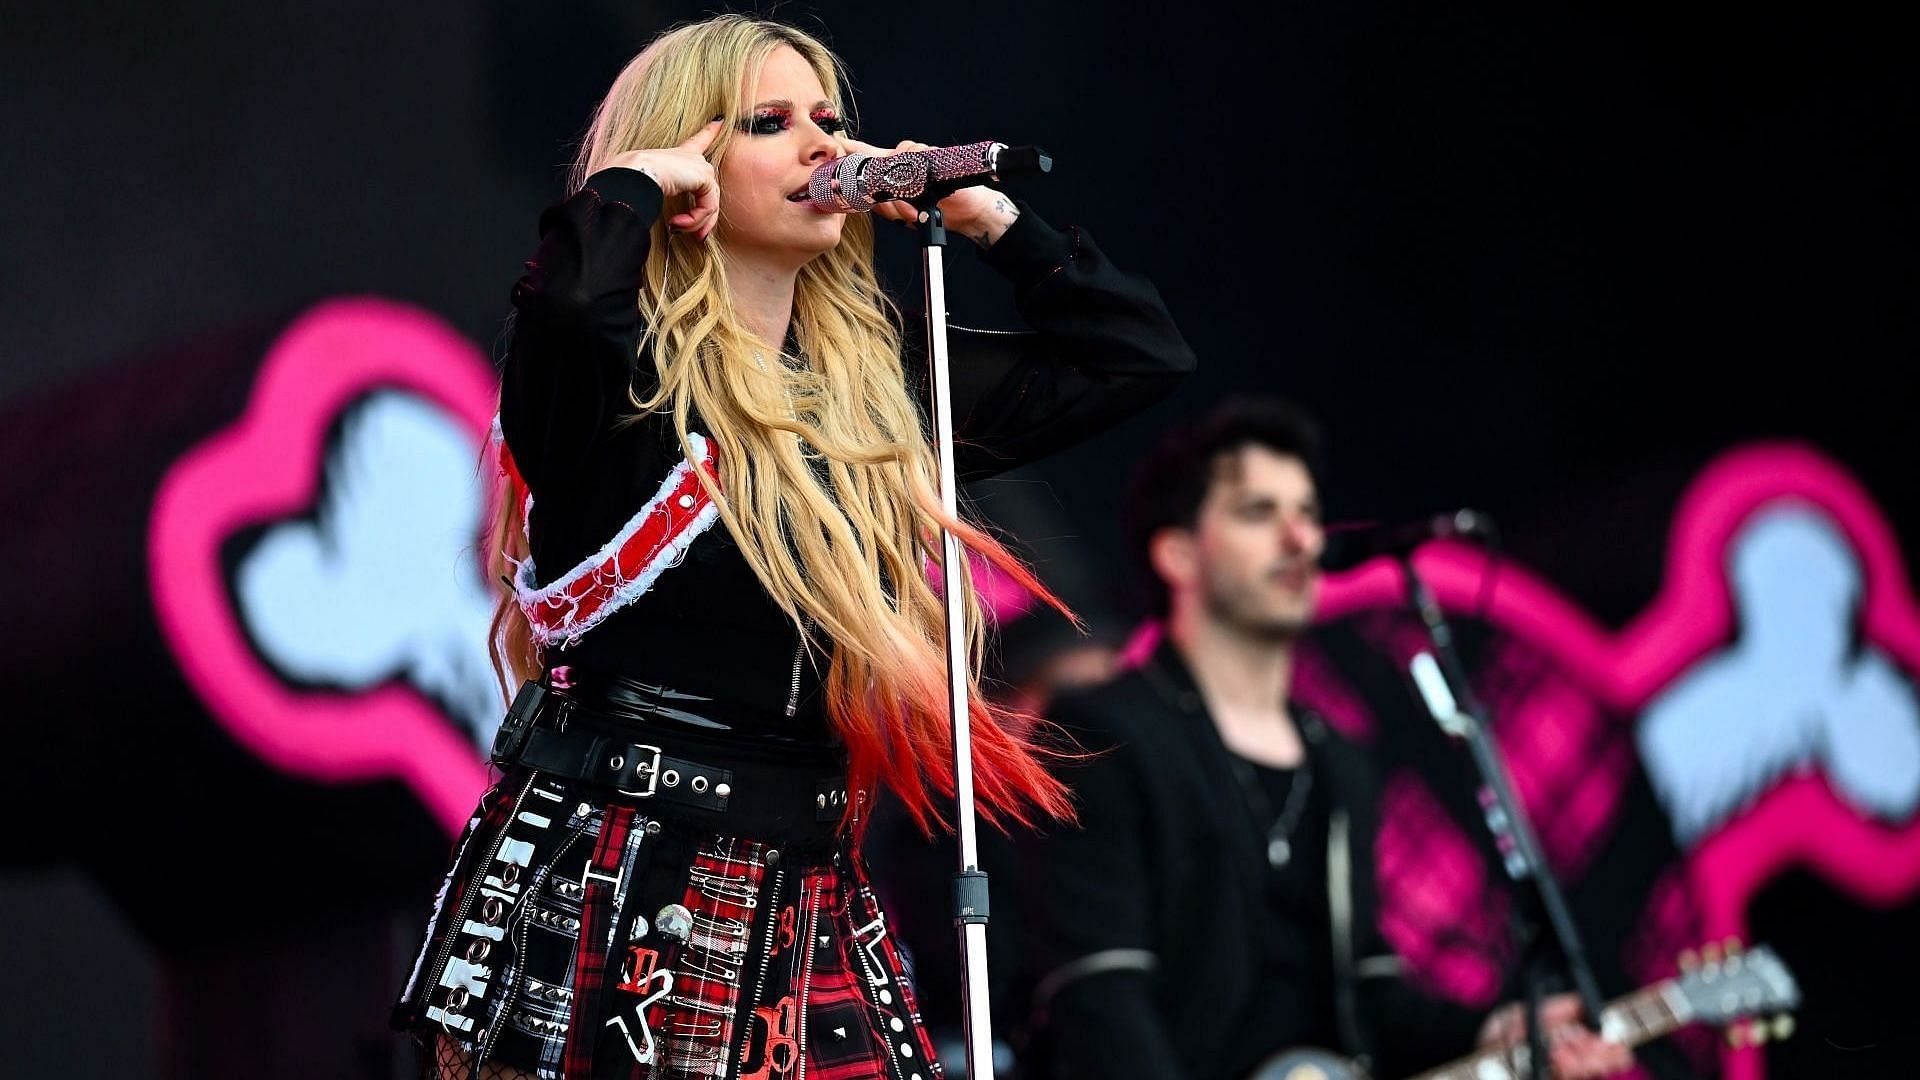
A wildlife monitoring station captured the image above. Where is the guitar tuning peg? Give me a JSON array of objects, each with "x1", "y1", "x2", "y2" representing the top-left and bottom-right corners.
[
  {"x1": 1679, "y1": 949, "x2": 1699, "y2": 972},
  {"x1": 1749, "y1": 1022, "x2": 1772, "y2": 1046},
  {"x1": 1723, "y1": 936, "x2": 1744, "y2": 956},
  {"x1": 1726, "y1": 1023, "x2": 1746, "y2": 1049},
  {"x1": 1702, "y1": 942, "x2": 1724, "y2": 965},
  {"x1": 1772, "y1": 1015, "x2": 1796, "y2": 1041}
]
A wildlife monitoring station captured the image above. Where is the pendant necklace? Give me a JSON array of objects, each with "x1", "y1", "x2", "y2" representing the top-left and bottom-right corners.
[{"x1": 1230, "y1": 752, "x2": 1314, "y2": 870}]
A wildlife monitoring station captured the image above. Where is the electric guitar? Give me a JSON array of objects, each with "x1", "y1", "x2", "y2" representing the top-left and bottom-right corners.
[{"x1": 1250, "y1": 941, "x2": 1800, "y2": 1080}]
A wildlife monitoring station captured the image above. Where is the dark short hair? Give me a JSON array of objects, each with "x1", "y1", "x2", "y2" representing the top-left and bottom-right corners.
[{"x1": 1122, "y1": 397, "x2": 1326, "y2": 616}]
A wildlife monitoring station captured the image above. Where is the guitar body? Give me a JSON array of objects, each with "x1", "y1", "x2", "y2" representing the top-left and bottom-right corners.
[{"x1": 1246, "y1": 1047, "x2": 1369, "y2": 1080}]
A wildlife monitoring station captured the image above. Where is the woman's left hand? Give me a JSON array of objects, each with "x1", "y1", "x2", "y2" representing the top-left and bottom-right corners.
[{"x1": 841, "y1": 138, "x2": 1022, "y2": 249}]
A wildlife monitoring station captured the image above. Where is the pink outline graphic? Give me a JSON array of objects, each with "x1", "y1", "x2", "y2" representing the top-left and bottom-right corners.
[
  {"x1": 1320, "y1": 443, "x2": 1920, "y2": 1079},
  {"x1": 927, "y1": 555, "x2": 1041, "y2": 625},
  {"x1": 1120, "y1": 442, "x2": 1918, "y2": 1077},
  {"x1": 148, "y1": 297, "x2": 499, "y2": 834},
  {"x1": 972, "y1": 557, "x2": 1040, "y2": 624}
]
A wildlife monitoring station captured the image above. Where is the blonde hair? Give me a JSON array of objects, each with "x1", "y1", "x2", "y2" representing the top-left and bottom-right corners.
[{"x1": 489, "y1": 15, "x2": 1071, "y2": 832}]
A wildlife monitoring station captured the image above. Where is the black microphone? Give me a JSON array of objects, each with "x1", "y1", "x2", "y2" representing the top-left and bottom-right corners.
[
  {"x1": 1321, "y1": 509, "x2": 1496, "y2": 571},
  {"x1": 805, "y1": 141, "x2": 1051, "y2": 212}
]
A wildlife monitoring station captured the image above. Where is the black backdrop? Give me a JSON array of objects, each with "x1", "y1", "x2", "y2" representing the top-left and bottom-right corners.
[{"x1": 3, "y1": 2, "x2": 1915, "y2": 1076}]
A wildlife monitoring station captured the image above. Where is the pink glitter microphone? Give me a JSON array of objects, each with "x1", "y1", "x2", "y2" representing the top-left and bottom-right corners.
[{"x1": 805, "y1": 141, "x2": 1051, "y2": 212}]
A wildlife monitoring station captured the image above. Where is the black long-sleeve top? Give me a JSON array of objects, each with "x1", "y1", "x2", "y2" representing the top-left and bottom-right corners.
[
  {"x1": 1018, "y1": 641, "x2": 1487, "y2": 1080},
  {"x1": 499, "y1": 167, "x2": 1195, "y2": 741}
]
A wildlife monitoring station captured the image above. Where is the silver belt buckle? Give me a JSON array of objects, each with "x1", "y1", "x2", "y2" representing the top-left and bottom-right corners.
[{"x1": 617, "y1": 744, "x2": 664, "y2": 798}]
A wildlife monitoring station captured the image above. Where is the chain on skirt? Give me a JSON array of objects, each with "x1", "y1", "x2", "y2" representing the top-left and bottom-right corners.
[{"x1": 393, "y1": 751, "x2": 943, "y2": 1080}]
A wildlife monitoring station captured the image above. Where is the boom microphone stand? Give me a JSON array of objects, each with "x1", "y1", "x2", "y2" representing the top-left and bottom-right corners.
[{"x1": 1400, "y1": 552, "x2": 1607, "y2": 1080}]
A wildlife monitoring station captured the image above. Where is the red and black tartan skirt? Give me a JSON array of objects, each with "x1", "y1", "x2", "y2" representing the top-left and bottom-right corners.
[{"x1": 393, "y1": 723, "x2": 941, "y2": 1080}]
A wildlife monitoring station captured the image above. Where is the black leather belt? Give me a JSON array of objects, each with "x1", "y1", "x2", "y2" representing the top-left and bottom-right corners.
[
  {"x1": 492, "y1": 681, "x2": 849, "y2": 823},
  {"x1": 521, "y1": 726, "x2": 733, "y2": 809}
]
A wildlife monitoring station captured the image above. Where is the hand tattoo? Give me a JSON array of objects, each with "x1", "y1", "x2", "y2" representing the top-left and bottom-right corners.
[{"x1": 965, "y1": 197, "x2": 1019, "y2": 249}]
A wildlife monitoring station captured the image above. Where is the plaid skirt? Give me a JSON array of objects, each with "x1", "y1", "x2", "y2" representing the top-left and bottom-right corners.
[{"x1": 393, "y1": 723, "x2": 942, "y2": 1080}]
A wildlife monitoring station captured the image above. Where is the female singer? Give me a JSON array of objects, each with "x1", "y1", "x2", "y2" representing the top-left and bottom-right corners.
[{"x1": 393, "y1": 14, "x2": 1193, "y2": 1078}]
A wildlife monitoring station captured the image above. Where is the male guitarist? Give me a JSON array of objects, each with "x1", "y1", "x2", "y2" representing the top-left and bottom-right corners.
[{"x1": 1018, "y1": 399, "x2": 1633, "y2": 1079}]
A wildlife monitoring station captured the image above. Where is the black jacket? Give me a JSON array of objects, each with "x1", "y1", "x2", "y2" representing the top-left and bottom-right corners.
[
  {"x1": 1020, "y1": 640, "x2": 1485, "y2": 1080},
  {"x1": 501, "y1": 167, "x2": 1195, "y2": 738}
]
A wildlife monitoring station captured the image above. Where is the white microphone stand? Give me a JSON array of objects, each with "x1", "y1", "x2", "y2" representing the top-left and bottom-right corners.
[{"x1": 916, "y1": 201, "x2": 1000, "y2": 1080}]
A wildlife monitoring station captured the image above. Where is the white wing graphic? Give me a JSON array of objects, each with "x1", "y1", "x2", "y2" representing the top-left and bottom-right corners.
[
  {"x1": 1638, "y1": 507, "x2": 1920, "y2": 846},
  {"x1": 234, "y1": 391, "x2": 500, "y2": 745}
]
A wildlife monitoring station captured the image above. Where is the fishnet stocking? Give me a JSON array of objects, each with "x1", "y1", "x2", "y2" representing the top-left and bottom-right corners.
[{"x1": 428, "y1": 1033, "x2": 540, "y2": 1080}]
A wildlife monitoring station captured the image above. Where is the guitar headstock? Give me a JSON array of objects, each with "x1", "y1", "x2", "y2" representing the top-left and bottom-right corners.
[{"x1": 1673, "y1": 940, "x2": 1801, "y2": 1030}]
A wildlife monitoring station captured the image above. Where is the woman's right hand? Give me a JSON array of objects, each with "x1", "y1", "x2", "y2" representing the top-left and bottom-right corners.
[{"x1": 606, "y1": 120, "x2": 722, "y2": 239}]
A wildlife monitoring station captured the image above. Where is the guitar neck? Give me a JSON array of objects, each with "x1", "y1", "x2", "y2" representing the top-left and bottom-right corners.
[{"x1": 1414, "y1": 983, "x2": 1686, "y2": 1080}]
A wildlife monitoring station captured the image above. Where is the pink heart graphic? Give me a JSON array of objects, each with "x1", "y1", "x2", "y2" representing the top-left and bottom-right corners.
[
  {"x1": 1317, "y1": 443, "x2": 1920, "y2": 1080},
  {"x1": 148, "y1": 297, "x2": 499, "y2": 834},
  {"x1": 1118, "y1": 441, "x2": 1915, "y2": 1077}
]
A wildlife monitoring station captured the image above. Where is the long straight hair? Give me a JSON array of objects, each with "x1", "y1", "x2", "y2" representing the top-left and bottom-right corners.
[{"x1": 489, "y1": 15, "x2": 1073, "y2": 834}]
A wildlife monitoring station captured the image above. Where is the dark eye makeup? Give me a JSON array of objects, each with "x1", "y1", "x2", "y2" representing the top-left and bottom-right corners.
[{"x1": 738, "y1": 108, "x2": 848, "y2": 137}]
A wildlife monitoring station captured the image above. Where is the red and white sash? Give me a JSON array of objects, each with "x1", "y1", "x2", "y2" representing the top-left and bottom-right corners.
[{"x1": 511, "y1": 432, "x2": 722, "y2": 646}]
